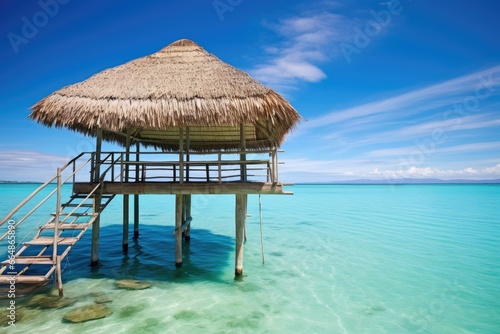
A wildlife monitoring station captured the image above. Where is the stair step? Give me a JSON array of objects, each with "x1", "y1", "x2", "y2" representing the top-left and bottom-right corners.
[
  {"x1": 0, "y1": 275, "x2": 49, "y2": 284},
  {"x1": 72, "y1": 194, "x2": 114, "y2": 199},
  {"x1": 24, "y1": 237, "x2": 79, "y2": 246},
  {"x1": 63, "y1": 203, "x2": 94, "y2": 207},
  {"x1": 41, "y1": 223, "x2": 91, "y2": 230},
  {"x1": 2, "y1": 256, "x2": 54, "y2": 265},
  {"x1": 51, "y1": 212, "x2": 95, "y2": 217},
  {"x1": 0, "y1": 275, "x2": 48, "y2": 284}
]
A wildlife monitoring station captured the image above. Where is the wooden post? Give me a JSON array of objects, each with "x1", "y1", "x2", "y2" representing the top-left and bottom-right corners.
[
  {"x1": 93, "y1": 129, "x2": 102, "y2": 183},
  {"x1": 91, "y1": 193, "x2": 101, "y2": 265},
  {"x1": 271, "y1": 147, "x2": 278, "y2": 183},
  {"x1": 91, "y1": 130, "x2": 102, "y2": 266},
  {"x1": 175, "y1": 194, "x2": 183, "y2": 267},
  {"x1": 123, "y1": 130, "x2": 131, "y2": 252},
  {"x1": 274, "y1": 147, "x2": 279, "y2": 183},
  {"x1": 56, "y1": 256, "x2": 63, "y2": 296},
  {"x1": 235, "y1": 194, "x2": 247, "y2": 277},
  {"x1": 123, "y1": 195, "x2": 129, "y2": 252},
  {"x1": 186, "y1": 127, "x2": 190, "y2": 182},
  {"x1": 53, "y1": 168, "x2": 61, "y2": 282},
  {"x1": 184, "y1": 194, "x2": 191, "y2": 241},
  {"x1": 240, "y1": 124, "x2": 247, "y2": 182},
  {"x1": 179, "y1": 127, "x2": 184, "y2": 184},
  {"x1": 134, "y1": 143, "x2": 140, "y2": 239}
]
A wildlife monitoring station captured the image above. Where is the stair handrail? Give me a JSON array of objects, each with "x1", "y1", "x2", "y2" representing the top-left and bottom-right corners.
[
  {"x1": 0, "y1": 153, "x2": 92, "y2": 241},
  {"x1": 57, "y1": 153, "x2": 121, "y2": 225}
]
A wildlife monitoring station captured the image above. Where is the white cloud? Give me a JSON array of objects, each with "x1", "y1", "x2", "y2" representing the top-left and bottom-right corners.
[
  {"x1": 0, "y1": 150, "x2": 78, "y2": 182},
  {"x1": 367, "y1": 165, "x2": 500, "y2": 180},
  {"x1": 306, "y1": 65, "x2": 500, "y2": 128},
  {"x1": 250, "y1": 12, "x2": 353, "y2": 90},
  {"x1": 280, "y1": 156, "x2": 500, "y2": 182},
  {"x1": 367, "y1": 141, "x2": 500, "y2": 158}
]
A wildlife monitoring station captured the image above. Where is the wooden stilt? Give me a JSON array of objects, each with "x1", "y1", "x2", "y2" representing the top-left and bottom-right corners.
[
  {"x1": 186, "y1": 127, "x2": 190, "y2": 182},
  {"x1": 184, "y1": 194, "x2": 191, "y2": 241},
  {"x1": 179, "y1": 128, "x2": 184, "y2": 184},
  {"x1": 91, "y1": 194, "x2": 101, "y2": 266},
  {"x1": 91, "y1": 130, "x2": 102, "y2": 266},
  {"x1": 134, "y1": 143, "x2": 140, "y2": 239},
  {"x1": 175, "y1": 194, "x2": 183, "y2": 267},
  {"x1": 123, "y1": 131, "x2": 131, "y2": 252},
  {"x1": 235, "y1": 194, "x2": 247, "y2": 276},
  {"x1": 123, "y1": 194, "x2": 129, "y2": 252},
  {"x1": 133, "y1": 195, "x2": 139, "y2": 239}
]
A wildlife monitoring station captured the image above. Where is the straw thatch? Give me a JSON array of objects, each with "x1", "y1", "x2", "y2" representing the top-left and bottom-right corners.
[{"x1": 30, "y1": 39, "x2": 301, "y2": 151}]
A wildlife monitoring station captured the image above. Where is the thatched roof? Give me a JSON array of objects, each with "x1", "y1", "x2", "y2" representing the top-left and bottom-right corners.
[{"x1": 29, "y1": 39, "x2": 301, "y2": 151}]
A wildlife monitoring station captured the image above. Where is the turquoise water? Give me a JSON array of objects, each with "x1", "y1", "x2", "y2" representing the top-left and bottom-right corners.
[{"x1": 1, "y1": 184, "x2": 499, "y2": 333}]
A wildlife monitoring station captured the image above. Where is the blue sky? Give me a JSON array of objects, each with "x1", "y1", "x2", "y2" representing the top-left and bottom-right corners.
[{"x1": 1, "y1": 0, "x2": 499, "y2": 182}]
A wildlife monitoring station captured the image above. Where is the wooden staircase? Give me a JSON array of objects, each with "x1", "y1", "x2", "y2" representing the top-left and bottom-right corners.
[
  {"x1": 0, "y1": 152, "x2": 120, "y2": 294},
  {"x1": 0, "y1": 194, "x2": 114, "y2": 285}
]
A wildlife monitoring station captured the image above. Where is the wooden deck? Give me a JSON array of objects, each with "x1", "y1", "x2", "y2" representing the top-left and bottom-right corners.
[{"x1": 73, "y1": 181, "x2": 292, "y2": 195}]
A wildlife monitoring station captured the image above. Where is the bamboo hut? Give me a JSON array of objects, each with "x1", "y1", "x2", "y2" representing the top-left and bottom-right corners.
[{"x1": 25, "y1": 39, "x2": 300, "y2": 278}]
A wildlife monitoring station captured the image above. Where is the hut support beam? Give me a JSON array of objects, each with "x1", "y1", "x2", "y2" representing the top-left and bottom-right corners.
[
  {"x1": 179, "y1": 127, "x2": 184, "y2": 184},
  {"x1": 123, "y1": 131, "x2": 131, "y2": 252},
  {"x1": 240, "y1": 124, "x2": 247, "y2": 182},
  {"x1": 186, "y1": 127, "x2": 190, "y2": 182},
  {"x1": 235, "y1": 193, "x2": 247, "y2": 277},
  {"x1": 175, "y1": 194, "x2": 183, "y2": 267},
  {"x1": 134, "y1": 143, "x2": 140, "y2": 239},
  {"x1": 91, "y1": 129, "x2": 102, "y2": 266}
]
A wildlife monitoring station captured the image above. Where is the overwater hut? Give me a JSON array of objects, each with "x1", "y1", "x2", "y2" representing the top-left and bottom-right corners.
[{"x1": 0, "y1": 39, "x2": 300, "y2": 293}]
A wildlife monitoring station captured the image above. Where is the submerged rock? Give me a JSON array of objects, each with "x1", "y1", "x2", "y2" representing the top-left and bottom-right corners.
[
  {"x1": 90, "y1": 292, "x2": 104, "y2": 297},
  {"x1": 0, "y1": 307, "x2": 42, "y2": 324},
  {"x1": 63, "y1": 304, "x2": 112, "y2": 323},
  {"x1": 94, "y1": 296, "x2": 112, "y2": 304},
  {"x1": 115, "y1": 279, "x2": 152, "y2": 290},
  {"x1": 362, "y1": 305, "x2": 385, "y2": 315},
  {"x1": 26, "y1": 294, "x2": 77, "y2": 309}
]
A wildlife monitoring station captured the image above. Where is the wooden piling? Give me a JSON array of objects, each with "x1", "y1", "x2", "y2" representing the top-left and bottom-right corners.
[
  {"x1": 235, "y1": 194, "x2": 247, "y2": 276},
  {"x1": 183, "y1": 194, "x2": 191, "y2": 241},
  {"x1": 133, "y1": 195, "x2": 139, "y2": 239},
  {"x1": 123, "y1": 194, "x2": 129, "y2": 252},
  {"x1": 91, "y1": 194, "x2": 101, "y2": 266},
  {"x1": 91, "y1": 130, "x2": 102, "y2": 266},
  {"x1": 123, "y1": 131, "x2": 131, "y2": 252},
  {"x1": 175, "y1": 194, "x2": 183, "y2": 267},
  {"x1": 134, "y1": 143, "x2": 140, "y2": 239}
]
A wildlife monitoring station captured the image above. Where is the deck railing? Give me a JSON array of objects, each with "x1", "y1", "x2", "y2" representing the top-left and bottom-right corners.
[{"x1": 93, "y1": 149, "x2": 282, "y2": 184}]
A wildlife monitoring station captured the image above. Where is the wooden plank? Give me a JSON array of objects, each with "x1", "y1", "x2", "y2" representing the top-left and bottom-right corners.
[
  {"x1": 51, "y1": 213, "x2": 95, "y2": 217},
  {"x1": 25, "y1": 237, "x2": 79, "y2": 246},
  {"x1": 2, "y1": 257, "x2": 54, "y2": 265},
  {"x1": 74, "y1": 182, "x2": 293, "y2": 195},
  {"x1": 0, "y1": 275, "x2": 48, "y2": 283},
  {"x1": 40, "y1": 223, "x2": 91, "y2": 230}
]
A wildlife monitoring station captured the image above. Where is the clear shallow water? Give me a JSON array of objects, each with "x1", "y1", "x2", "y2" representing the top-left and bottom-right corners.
[{"x1": 0, "y1": 184, "x2": 499, "y2": 333}]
